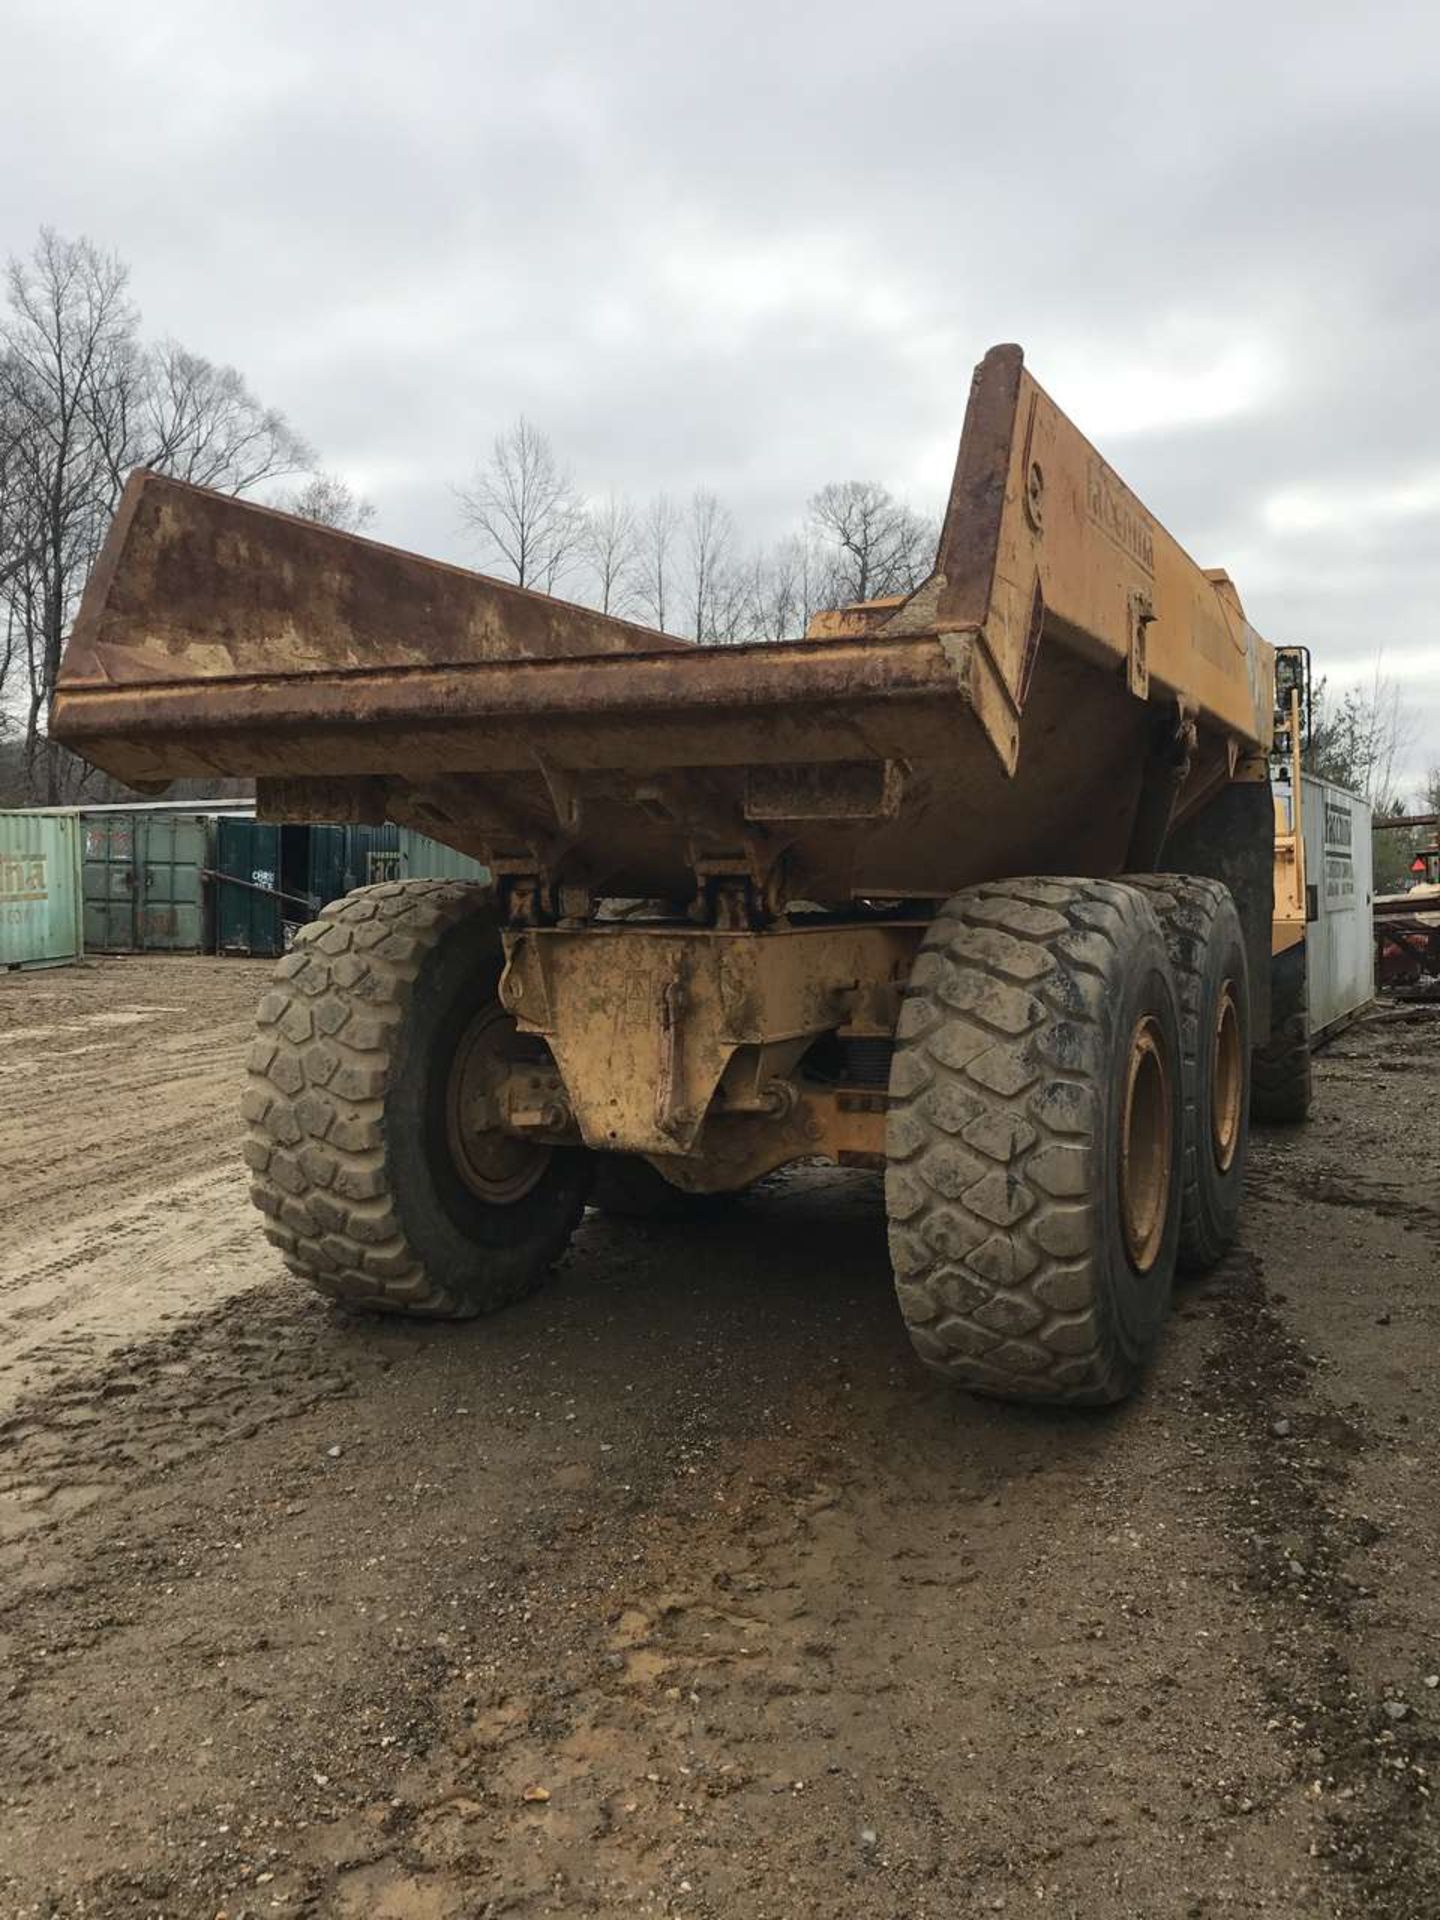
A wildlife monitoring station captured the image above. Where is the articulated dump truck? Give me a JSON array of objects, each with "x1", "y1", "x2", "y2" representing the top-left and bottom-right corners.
[{"x1": 51, "y1": 344, "x2": 1312, "y2": 1406}]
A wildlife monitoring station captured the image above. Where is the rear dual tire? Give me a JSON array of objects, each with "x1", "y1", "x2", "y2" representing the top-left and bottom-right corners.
[
  {"x1": 886, "y1": 877, "x2": 1184, "y2": 1406},
  {"x1": 1126, "y1": 876, "x2": 1251, "y2": 1273}
]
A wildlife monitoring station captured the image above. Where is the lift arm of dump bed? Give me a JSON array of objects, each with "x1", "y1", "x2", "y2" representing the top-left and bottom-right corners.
[{"x1": 51, "y1": 345, "x2": 1275, "y2": 910}]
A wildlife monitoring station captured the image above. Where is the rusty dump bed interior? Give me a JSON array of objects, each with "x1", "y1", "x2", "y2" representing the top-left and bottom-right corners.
[{"x1": 51, "y1": 345, "x2": 1274, "y2": 910}]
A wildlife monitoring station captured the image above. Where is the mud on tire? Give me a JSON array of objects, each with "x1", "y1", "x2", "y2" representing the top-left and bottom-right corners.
[
  {"x1": 1251, "y1": 940, "x2": 1312, "y2": 1124},
  {"x1": 886, "y1": 877, "x2": 1183, "y2": 1406},
  {"x1": 243, "y1": 880, "x2": 591, "y2": 1317},
  {"x1": 1126, "y1": 875, "x2": 1251, "y2": 1273}
]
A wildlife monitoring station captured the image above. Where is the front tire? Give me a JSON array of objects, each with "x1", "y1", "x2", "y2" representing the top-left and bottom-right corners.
[
  {"x1": 244, "y1": 880, "x2": 591, "y2": 1317},
  {"x1": 885, "y1": 877, "x2": 1183, "y2": 1406}
]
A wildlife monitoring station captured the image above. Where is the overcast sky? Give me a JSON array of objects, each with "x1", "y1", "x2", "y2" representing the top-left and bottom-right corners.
[{"x1": 5, "y1": 0, "x2": 1437, "y2": 796}]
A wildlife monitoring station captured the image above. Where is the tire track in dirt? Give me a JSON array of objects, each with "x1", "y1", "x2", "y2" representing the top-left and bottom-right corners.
[
  {"x1": 0, "y1": 957, "x2": 275, "y2": 1422},
  {"x1": 0, "y1": 1179, "x2": 1326, "y2": 1919},
  {"x1": 0, "y1": 1277, "x2": 359, "y2": 1552},
  {"x1": 0, "y1": 1164, "x2": 274, "y2": 1420}
]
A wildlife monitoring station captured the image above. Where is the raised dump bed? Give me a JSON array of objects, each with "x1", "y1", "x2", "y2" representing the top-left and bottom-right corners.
[{"x1": 52, "y1": 344, "x2": 1301, "y2": 1406}]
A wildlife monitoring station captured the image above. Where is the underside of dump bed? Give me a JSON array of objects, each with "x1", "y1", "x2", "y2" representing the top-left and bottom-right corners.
[{"x1": 51, "y1": 345, "x2": 1275, "y2": 912}]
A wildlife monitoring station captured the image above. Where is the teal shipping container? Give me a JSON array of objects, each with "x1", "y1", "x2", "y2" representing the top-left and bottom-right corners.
[
  {"x1": 0, "y1": 809, "x2": 84, "y2": 970},
  {"x1": 213, "y1": 819, "x2": 402, "y2": 955},
  {"x1": 396, "y1": 828, "x2": 489, "y2": 885},
  {"x1": 5, "y1": 808, "x2": 481, "y2": 966},
  {"x1": 213, "y1": 817, "x2": 287, "y2": 955},
  {"x1": 310, "y1": 822, "x2": 401, "y2": 902},
  {"x1": 81, "y1": 810, "x2": 210, "y2": 952}
]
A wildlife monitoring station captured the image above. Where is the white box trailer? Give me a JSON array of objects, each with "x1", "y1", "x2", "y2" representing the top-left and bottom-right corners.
[{"x1": 1301, "y1": 773, "x2": 1374, "y2": 1040}]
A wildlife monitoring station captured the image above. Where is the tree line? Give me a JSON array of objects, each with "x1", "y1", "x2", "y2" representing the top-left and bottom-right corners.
[
  {"x1": 0, "y1": 229, "x2": 370, "y2": 805},
  {"x1": 453, "y1": 415, "x2": 938, "y2": 643},
  {"x1": 1304, "y1": 668, "x2": 1438, "y2": 890}
]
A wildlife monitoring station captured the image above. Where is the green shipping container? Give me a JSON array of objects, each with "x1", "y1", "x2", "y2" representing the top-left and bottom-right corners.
[
  {"x1": 308, "y1": 822, "x2": 401, "y2": 903},
  {"x1": 214, "y1": 820, "x2": 404, "y2": 956},
  {"x1": 213, "y1": 817, "x2": 286, "y2": 955},
  {"x1": 0, "y1": 809, "x2": 84, "y2": 970},
  {"x1": 396, "y1": 828, "x2": 489, "y2": 884},
  {"x1": 81, "y1": 811, "x2": 210, "y2": 952}
]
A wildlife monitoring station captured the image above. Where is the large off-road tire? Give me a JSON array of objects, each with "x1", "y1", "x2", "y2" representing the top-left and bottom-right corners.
[
  {"x1": 244, "y1": 880, "x2": 591, "y2": 1316},
  {"x1": 1126, "y1": 876, "x2": 1250, "y2": 1273},
  {"x1": 886, "y1": 877, "x2": 1183, "y2": 1406},
  {"x1": 590, "y1": 1154, "x2": 743, "y2": 1221},
  {"x1": 1251, "y1": 941, "x2": 1312, "y2": 1123}
]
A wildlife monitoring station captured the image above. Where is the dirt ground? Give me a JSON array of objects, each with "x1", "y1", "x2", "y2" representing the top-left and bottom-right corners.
[{"x1": 1, "y1": 956, "x2": 1437, "y2": 1920}]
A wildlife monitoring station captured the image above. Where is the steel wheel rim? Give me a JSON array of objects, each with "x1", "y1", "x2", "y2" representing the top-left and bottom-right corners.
[
  {"x1": 446, "y1": 1002, "x2": 550, "y2": 1204},
  {"x1": 1211, "y1": 979, "x2": 1243, "y2": 1173},
  {"x1": 1119, "y1": 1014, "x2": 1173, "y2": 1273}
]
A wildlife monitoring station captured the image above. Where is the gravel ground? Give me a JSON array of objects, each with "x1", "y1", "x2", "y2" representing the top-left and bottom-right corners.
[{"x1": 0, "y1": 956, "x2": 1437, "y2": 1919}]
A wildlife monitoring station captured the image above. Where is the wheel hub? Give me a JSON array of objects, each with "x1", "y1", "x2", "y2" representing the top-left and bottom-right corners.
[
  {"x1": 445, "y1": 1003, "x2": 551, "y2": 1204},
  {"x1": 1119, "y1": 1014, "x2": 1173, "y2": 1273}
]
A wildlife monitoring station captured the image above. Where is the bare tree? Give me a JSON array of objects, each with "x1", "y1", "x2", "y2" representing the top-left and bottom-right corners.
[
  {"x1": 1, "y1": 231, "x2": 137, "y2": 797},
  {"x1": 457, "y1": 416, "x2": 582, "y2": 592},
  {"x1": 136, "y1": 342, "x2": 312, "y2": 495},
  {"x1": 536, "y1": 504, "x2": 585, "y2": 594},
  {"x1": 0, "y1": 358, "x2": 27, "y2": 599},
  {"x1": 704, "y1": 559, "x2": 758, "y2": 645},
  {"x1": 795, "y1": 533, "x2": 835, "y2": 633},
  {"x1": 685, "y1": 489, "x2": 734, "y2": 641},
  {"x1": 748, "y1": 534, "x2": 833, "y2": 641},
  {"x1": 0, "y1": 227, "x2": 320, "y2": 802},
  {"x1": 1, "y1": 598, "x2": 19, "y2": 712},
  {"x1": 808, "y1": 479, "x2": 936, "y2": 605},
  {"x1": 0, "y1": 389, "x2": 31, "y2": 743},
  {"x1": 278, "y1": 471, "x2": 376, "y2": 532},
  {"x1": 633, "y1": 492, "x2": 680, "y2": 633},
  {"x1": 1307, "y1": 661, "x2": 1416, "y2": 811},
  {"x1": 747, "y1": 545, "x2": 795, "y2": 643},
  {"x1": 581, "y1": 489, "x2": 638, "y2": 616}
]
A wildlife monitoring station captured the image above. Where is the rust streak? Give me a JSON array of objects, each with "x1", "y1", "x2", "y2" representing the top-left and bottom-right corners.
[{"x1": 52, "y1": 631, "x2": 978, "y2": 745}]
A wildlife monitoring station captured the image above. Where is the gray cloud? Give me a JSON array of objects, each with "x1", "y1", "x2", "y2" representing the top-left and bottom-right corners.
[{"x1": 7, "y1": 0, "x2": 1438, "y2": 792}]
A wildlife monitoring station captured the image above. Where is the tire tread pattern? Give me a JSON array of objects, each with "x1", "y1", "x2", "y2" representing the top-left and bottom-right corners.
[
  {"x1": 886, "y1": 876, "x2": 1169, "y2": 1406},
  {"x1": 1251, "y1": 1010, "x2": 1311, "y2": 1122},
  {"x1": 245, "y1": 880, "x2": 572, "y2": 1316}
]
